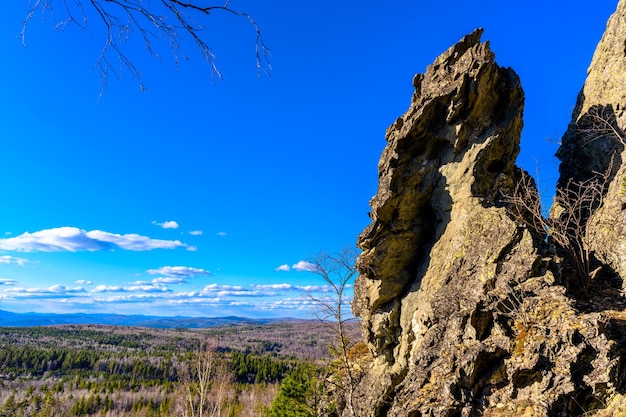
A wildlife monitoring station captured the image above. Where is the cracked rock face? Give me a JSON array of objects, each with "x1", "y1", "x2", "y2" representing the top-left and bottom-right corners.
[
  {"x1": 351, "y1": 5, "x2": 626, "y2": 414},
  {"x1": 556, "y1": 0, "x2": 626, "y2": 283}
]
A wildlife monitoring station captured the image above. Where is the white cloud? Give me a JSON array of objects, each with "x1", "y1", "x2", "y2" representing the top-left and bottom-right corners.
[
  {"x1": 3, "y1": 285, "x2": 86, "y2": 297},
  {"x1": 216, "y1": 232, "x2": 227, "y2": 236},
  {"x1": 152, "y1": 220, "x2": 179, "y2": 229},
  {"x1": 189, "y1": 230, "x2": 203, "y2": 236},
  {"x1": 92, "y1": 285, "x2": 124, "y2": 293},
  {"x1": 85, "y1": 230, "x2": 187, "y2": 251},
  {"x1": 76, "y1": 280, "x2": 92, "y2": 285},
  {"x1": 146, "y1": 266, "x2": 211, "y2": 278},
  {"x1": 0, "y1": 227, "x2": 190, "y2": 252},
  {"x1": 291, "y1": 260, "x2": 318, "y2": 272},
  {"x1": 0, "y1": 256, "x2": 28, "y2": 266},
  {"x1": 152, "y1": 277, "x2": 186, "y2": 284},
  {"x1": 91, "y1": 283, "x2": 169, "y2": 293},
  {"x1": 200, "y1": 283, "x2": 245, "y2": 293},
  {"x1": 275, "y1": 264, "x2": 290, "y2": 272},
  {"x1": 261, "y1": 297, "x2": 318, "y2": 310},
  {"x1": 295, "y1": 285, "x2": 333, "y2": 292},
  {"x1": 125, "y1": 284, "x2": 168, "y2": 293},
  {"x1": 0, "y1": 279, "x2": 17, "y2": 286},
  {"x1": 251, "y1": 283, "x2": 293, "y2": 290}
]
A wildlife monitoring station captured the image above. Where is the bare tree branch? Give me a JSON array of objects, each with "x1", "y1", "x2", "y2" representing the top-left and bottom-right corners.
[
  {"x1": 21, "y1": 0, "x2": 271, "y2": 93},
  {"x1": 577, "y1": 105, "x2": 626, "y2": 147}
]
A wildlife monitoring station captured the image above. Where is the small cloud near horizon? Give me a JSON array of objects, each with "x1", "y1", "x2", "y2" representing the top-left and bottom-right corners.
[
  {"x1": 275, "y1": 264, "x2": 290, "y2": 272},
  {"x1": 76, "y1": 280, "x2": 93, "y2": 285},
  {"x1": 146, "y1": 266, "x2": 211, "y2": 278},
  {"x1": 152, "y1": 220, "x2": 179, "y2": 229},
  {"x1": 189, "y1": 230, "x2": 203, "y2": 236}
]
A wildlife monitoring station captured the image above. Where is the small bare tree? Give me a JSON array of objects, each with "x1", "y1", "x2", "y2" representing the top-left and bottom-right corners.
[
  {"x1": 176, "y1": 341, "x2": 235, "y2": 417},
  {"x1": 308, "y1": 247, "x2": 359, "y2": 417},
  {"x1": 506, "y1": 104, "x2": 626, "y2": 289},
  {"x1": 505, "y1": 167, "x2": 611, "y2": 288},
  {"x1": 22, "y1": 0, "x2": 271, "y2": 91}
]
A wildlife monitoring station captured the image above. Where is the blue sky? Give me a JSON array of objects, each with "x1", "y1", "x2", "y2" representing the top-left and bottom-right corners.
[{"x1": 0, "y1": 0, "x2": 618, "y2": 319}]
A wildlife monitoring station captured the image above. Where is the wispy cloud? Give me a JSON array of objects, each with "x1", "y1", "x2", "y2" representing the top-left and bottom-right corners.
[
  {"x1": 189, "y1": 230, "x2": 203, "y2": 236},
  {"x1": 251, "y1": 283, "x2": 293, "y2": 290},
  {"x1": 152, "y1": 277, "x2": 186, "y2": 284},
  {"x1": 91, "y1": 284, "x2": 168, "y2": 293},
  {"x1": 0, "y1": 227, "x2": 190, "y2": 252},
  {"x1": 0, "y1": 256, "x2": 29, "y2": 266},
  {"x1": 216, "y1": 232, "x2": 227, "y2": 236},
  {"x1": 76, "y1": 280, "x2": 92, "y2": 285},
  {"x1": 92, "y1": 285, "x2": 124, "y2": 293},
  {"x1": 291, "y1": 260, "x2": 318, "y2": 272},
  {"x1": 152, "y1": 220, "x2": 179, "y2": 229},
  {"x1": 0, "y1": 276, "x2": 353, "y2": 318},
  {"x1": 146, "y1": 266, "x2": 211, "y2": 278},
  {"x1": 261, "y1": 297, "x2": 318, "y2": 310},
  {"x1": 125, "y1": 284, "x2": 169, "y2": 293},
  {"x1": 275, "y1": 264, "x2": 290, "y2": 272},
  {"x1": 3, "y1": 285, "x2": 86, "y2": 297},
  {"x1": 249, "y1": 283, "x2": 333, "y2": 293}
]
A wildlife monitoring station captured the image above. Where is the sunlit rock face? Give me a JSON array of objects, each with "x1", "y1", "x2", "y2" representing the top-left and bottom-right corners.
[
  {"x1": 351, "y1": 2, "x2": 626, "y2": 414},
  {"x1": 556, "y1": 0, "x2": 626, "y2": 283}
]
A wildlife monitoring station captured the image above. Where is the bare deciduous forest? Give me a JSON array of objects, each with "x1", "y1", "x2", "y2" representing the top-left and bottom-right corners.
[{"x1": 0, "y1": 321, "x2": 364, "y2": 417}]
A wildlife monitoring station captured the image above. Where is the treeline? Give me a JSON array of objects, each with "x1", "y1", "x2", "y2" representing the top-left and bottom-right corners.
[
  {"x1": 0, "y1": 323, "x2": 342, "y2": 417},
  {"x1": 0, "y1": 346, "x2": 176, "y2": 380}
]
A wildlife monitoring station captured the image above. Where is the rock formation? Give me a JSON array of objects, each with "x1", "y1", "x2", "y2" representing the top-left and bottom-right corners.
[
  {"x1": 556, "y1": 0, "x2": 626, "y2": 283},
  {"x1": 352, "y1": 2, "x2": 626, "y2": 416}
]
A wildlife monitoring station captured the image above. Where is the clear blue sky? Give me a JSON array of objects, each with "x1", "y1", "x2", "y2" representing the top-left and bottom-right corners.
[{"x1": 0, "y1": 0, "x2": 618, "y2": 319}]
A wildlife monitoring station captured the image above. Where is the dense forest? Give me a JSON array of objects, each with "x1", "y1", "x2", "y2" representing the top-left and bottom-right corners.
[{"x1": 0, "y1": 321, "x2": 366, "y2": 417}]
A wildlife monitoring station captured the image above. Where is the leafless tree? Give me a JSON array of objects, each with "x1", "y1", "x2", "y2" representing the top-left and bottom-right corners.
[
  {"x1": 308, "y1": 247, "x2": 359, "y2": 417},
  {"x1": 176, "y1": 340, "x2": 236, "y2": 417},
  {"x1": 21, "y1": 0, "x2": 271, "y2": 91}
]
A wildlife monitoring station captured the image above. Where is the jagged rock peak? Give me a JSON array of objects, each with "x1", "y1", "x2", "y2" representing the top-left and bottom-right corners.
[
  {"x1": 354, "y1": 28, "x2": 527, "y2": 415},
  {"x1": 351, "y1": 15, "x2": 626, "y2": 417}
]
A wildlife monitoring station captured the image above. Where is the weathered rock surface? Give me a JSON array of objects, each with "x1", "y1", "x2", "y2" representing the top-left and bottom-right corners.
[
  {"x1": 351, "y1": 2, "x2": 626, "y2": 415},
  {"x1": 556, "y1": 0, "x2": 626, "y2": 283}
]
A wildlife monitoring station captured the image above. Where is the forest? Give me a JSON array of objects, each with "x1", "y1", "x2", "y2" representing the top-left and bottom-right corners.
[{"x1": 0, "y1": 320, "x2": 366, "y2": 417}]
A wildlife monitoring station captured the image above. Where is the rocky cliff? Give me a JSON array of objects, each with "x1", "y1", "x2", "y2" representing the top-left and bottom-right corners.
[{"x1": 352, "y1": 2, "x2": 626, "y2": 416}]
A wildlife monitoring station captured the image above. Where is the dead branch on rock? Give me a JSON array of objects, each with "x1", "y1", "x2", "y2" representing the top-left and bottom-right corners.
[
  {"x1": 505, "y1": 161, "x2": 612, "y2": 289},
  {"x1": 577, "y1": 105, "x2": 626, "y2": 147}
]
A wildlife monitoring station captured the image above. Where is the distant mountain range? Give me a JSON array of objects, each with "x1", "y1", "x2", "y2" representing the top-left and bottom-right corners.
[{"x1": 0, "y1": 309, "x2": 280, "y2": 328}]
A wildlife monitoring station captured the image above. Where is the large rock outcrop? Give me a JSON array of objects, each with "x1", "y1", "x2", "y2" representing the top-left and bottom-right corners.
[
  {"x1": 352, "y1": 2, "x2": 626, "y2": 415},
  {"x1": 556, "y1": 0, "x2": 626, "y2": 283}
]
